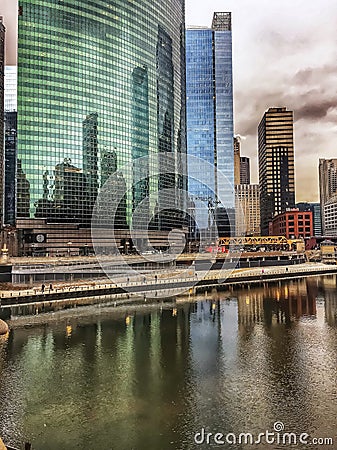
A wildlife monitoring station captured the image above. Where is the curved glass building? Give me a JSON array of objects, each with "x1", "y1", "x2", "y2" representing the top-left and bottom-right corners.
[{"x1": 16, "y1": 0, "x2": 186, "y2": 236}]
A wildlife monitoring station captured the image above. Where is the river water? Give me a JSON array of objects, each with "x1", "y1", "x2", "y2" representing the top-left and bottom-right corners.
[{"x1": 0, "y1": 276, "x2": 336, "y2": 450}]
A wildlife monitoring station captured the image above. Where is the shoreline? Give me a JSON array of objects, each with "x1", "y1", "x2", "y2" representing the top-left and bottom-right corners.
[{"x1": 2, "y1": 262, "x2": 337, "y2": 328}]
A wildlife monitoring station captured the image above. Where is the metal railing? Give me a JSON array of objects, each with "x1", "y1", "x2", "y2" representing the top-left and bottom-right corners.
[{"x1": 1, "y1": 263, "x2": 337, "y2": 302}]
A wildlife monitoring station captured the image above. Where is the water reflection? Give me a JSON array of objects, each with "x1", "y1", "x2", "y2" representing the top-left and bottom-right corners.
[
  {"x1": 237, "y1": 278, "x2": 318, "y2": 329},
  {"x1": 0, "y1": 276, "x2": 336, "y2": 449}
]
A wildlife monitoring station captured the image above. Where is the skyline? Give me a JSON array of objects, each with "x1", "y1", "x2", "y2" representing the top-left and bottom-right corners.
[
  {"x1": 2, "y1": 0, "x2": 337, "y2": 202},
  {"x1": 186, "y1": 0, "x2": 337, "y2": 203}
]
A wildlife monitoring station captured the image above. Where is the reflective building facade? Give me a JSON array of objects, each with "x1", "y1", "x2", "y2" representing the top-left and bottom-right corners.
[
  {"x1": 186, "y1": 12, "x2": 234, "y2": 236},
  {"x1": 16, "y1": 0, "x2": 186, "y2": 233},
  {"x1": 4, "y1": 112, "x2": 17, "y2": 225},
  {"x1": 296, "y1": 202, "x2": 321, "y2": 236}
]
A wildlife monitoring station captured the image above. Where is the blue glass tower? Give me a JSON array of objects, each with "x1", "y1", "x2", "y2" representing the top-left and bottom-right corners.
[{"x1": 186, "y1": 12, "x2": 234, "y2": 237}]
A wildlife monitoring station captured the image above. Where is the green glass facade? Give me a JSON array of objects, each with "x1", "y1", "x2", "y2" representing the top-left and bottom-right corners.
[{"x1": 17, "y1": 0, "x2": 186, "y2": 228}]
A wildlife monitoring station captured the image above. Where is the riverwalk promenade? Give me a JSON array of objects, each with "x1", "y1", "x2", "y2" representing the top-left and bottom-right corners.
[{"x1": 1, "y1": 263, "x2": 337, "y2": 321}]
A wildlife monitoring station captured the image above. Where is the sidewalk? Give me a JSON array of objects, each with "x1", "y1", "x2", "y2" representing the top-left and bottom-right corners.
[{"x1": 0, "y1": 263, "x2": 335, "y2": 300}]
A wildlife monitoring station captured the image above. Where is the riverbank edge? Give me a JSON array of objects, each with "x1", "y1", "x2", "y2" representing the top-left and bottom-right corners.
[{"x1": 2, "y1": 263, "x2": 336, "y2": 327}]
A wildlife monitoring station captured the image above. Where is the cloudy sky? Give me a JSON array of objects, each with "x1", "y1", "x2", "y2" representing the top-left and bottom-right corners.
[
  {"x1": 2, "y1": 0, "x2": 337, "y2": 202},
  {"x1": 186, "y1": 0, "x2": 337, "y2": 202}
]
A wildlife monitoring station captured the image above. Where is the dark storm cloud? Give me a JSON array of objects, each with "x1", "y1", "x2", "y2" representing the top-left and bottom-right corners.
[
  {"x1": 188, "y1": 0, "x2": 337, "y2": 201},
  {"x1": 292, "y1": 65, "x2": 337, "y2": 121},
  {"x1": 294, "y1": 64, "x2": 337, "y2": 84},
  {"x1": 235, "y1": 60, "x2": 337, "y2": 139},
  {"x1": 295, "y1": 98, "x2": 337, "y2": 121},
  {"x1": 234, "y1": 17, "x2": 337, "y2": 133},
  {"x1": 235, "y1": 88, "x2": 287, "y2": 137}
]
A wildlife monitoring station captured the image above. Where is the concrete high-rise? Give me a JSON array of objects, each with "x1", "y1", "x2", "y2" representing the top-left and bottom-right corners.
[
  {"x1": 4, "y1": 65, "x2": 18, "y2": 226},
  {"x1": 234, "y1": 137, "x2": 241, "y2": 185},
  {"x1": 234, "y1": 137, "x2": 250, "y2": 185},
  {"x1": 14, "y1": 0, "x2": 187, "y2": 255},
  {"x1": 4, "y1": 66, "x2": 17, "y2": 112},
  {"x1": 0, "y1": 17, "x2": 5, "y2": 226},
  {"x1": 319, "y1": 158, "x2": 337, "y2": 235},
  {"x1": 258, "y1": 107, "x2": 295, "y2": 235},
  {"x1": 240, "y1": 156, "x2": 250, "y2": 185},
  {"x1": 235, "y1": 184, "x2": 260, "y2": 236},
  {"x1": 186, "y1": 12, "x2": 234, "y2": 237}
]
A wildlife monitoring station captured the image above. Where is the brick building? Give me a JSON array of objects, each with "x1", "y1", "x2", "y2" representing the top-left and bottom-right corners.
[{"x1": 270, "y1": 209, "x2": 313, "y2": 239}]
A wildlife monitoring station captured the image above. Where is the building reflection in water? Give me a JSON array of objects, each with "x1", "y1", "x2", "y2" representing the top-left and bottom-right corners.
[
  {"x1": 0, "y1": 277, "x2": 337, "y2": 449},
  {"x1": 320, "y1": 275, "x2": 337, "y2": 326},
  {"x1": 236, "y1": 278, "x2": 318, "y2": 330}
]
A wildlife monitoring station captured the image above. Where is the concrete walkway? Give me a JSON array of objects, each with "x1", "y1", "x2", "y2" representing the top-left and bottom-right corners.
[{"x1": 1, "y1": 263, "x2": 336, "y2": 301}]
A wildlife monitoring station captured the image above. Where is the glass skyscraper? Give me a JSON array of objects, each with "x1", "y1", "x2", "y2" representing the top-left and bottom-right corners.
[
  {"x1": 4, "y1": 112, "x2": 17, "y2": 226},
  {"x1": 16, "y1": 0, "x2": 186, "y2": 234},
  {"x1": 4, "y1": 67, "x2": 18, "y2": 226},
  {"x1": 186, "y1": 12, "x2": 234, "y2": 237}
]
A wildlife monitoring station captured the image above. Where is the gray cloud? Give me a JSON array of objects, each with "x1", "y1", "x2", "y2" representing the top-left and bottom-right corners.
[
  {"x1": 294, "y1": 64, "x2": 337, "y2": 84},
  {"x1": 3, "y1": 0, "x2": 337, "y2": 202},
  {"x1": 295, "y1": 98, "x2": 337, "y2": 121}
]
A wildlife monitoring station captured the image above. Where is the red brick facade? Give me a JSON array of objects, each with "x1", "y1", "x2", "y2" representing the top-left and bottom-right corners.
[{"x1": 270, "y1": 209, "x2": 313, "y2": 239}]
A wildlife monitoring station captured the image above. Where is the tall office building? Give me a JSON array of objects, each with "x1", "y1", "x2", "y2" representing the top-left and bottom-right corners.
[
  {"x1": 4, "y1": 66, "x2": 18, "y2": 226},
  {"x1": 4, "y1": 66, "x2": 17, "y2": 112},
  {"x1": 234, "y1": 137, "x2": 250, "y2": 185},
  {"x1": 319, "y1": 158, "x2": 337, "y2": 235},
  {"x1": 234, "y1": 136, "x2": 241, "y2": 185},
  {"x1": 235, "y1": 184, "x2": 260, "y2": 236},
  {"x1": 0, "y1": 18, "x2": 5, "y2": 226},
  {"x1": 296, "y1": 202, "x2": 321, "y2": 236},
  {"x1": 258, "y1": 107, "x2": 295, "y2": 235},
  {"x1": 186, "y1": 12, "x2": 234, "y2": 237},
  {"x1": 311, "y1": 203, "x2": 322, "y2": 236},
  {"x1": 15, "y1": 0, "x2": 186, "y2": 255},
  {"x1": 4, "y1": 112, "x2": 17, "y2": 225},
  {"x1": 240, "y1": 156, "x2": 250, "y2": 185}
]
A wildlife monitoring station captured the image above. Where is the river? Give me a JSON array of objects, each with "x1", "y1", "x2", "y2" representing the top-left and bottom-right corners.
[{"x1": 0, "y1": 276, "x2": 336, "y2": 449}]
